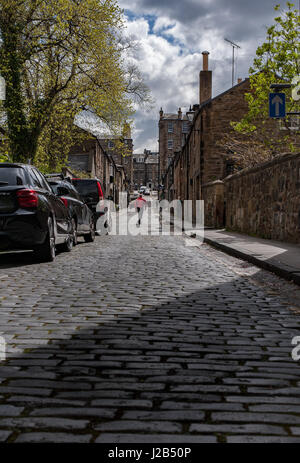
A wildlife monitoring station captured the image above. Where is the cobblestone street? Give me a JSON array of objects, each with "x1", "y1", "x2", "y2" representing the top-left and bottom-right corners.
[{"x1": 0, "y1": 232, "x2": 300, "y2": 443}]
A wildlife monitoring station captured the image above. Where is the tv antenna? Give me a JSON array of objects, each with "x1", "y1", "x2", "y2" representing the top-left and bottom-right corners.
[{"x1": 225, "y1": 38, "x2": 241, "y2": 87}]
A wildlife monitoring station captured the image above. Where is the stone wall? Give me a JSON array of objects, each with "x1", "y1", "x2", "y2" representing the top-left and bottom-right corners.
[
  {"x1": 225, "y1": 152, "x2": 300, "y2": 243},
  {"x1": 202, "y1": 180, "x2": 225, "y2": 228}
]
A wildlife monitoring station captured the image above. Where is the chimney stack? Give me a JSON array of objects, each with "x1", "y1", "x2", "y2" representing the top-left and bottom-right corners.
[
  {"x1": 237, "y1": 78, "x2": 242, "y2": 84},
  {"x1": 200, "y1": 51, "x2": 212, "y2": 104},
  {"x1": 178, "y1": 107, "x2": 182, "y2": 119},
  {"x1": 202, "y1": 51, "x2": 209, "y2": 71},
  {"x1": 159, "y1": 108, "x2": 164, "y2": 120}
]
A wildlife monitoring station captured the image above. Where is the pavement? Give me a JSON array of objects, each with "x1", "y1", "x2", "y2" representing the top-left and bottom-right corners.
[{"x1": 204, "y1": 229, "x2": 300, "y2": 286}]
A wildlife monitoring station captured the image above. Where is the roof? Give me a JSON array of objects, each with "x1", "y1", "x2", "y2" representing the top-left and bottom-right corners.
[
  {"x1": 199, "y1": 77, "x2": 250, "y2": 111},
  {"x1": 179, "y1": 78, "x2": 251, "y2": 151},
  {"x1": 161, "y1": 114, "x2": 190, "y2": 121},
  {"x1": 133, "y1": 154, "x2": 146, "y2": 162},
  {"x1": 0, "y1": 162, "x2": 30, "y2": 168},
  {"x1": 145, "y1": 155, "x2": 159, "y2": 164}
]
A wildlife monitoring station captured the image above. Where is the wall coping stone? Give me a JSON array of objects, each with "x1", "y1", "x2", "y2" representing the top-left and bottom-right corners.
[
  {"x1": 224, "y1": 152, "x2": 300, "y2": 182},
  {"x1": 202, "y1": 180, "x2": 225, "y2": 188}
]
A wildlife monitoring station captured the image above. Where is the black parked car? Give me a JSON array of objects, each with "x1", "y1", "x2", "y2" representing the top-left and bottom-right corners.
[
  {"x1": 71, "y1": 178, "x2": 112, "y2": 234},
  {"x1": 0, "y1": 163, "x2": 74, "y2": 262},
  {"x1": 47, "y1": 178, "x2": 95, "y2": 244}
]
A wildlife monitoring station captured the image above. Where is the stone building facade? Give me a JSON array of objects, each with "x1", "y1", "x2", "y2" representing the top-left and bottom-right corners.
[
  {"x1": 133, "y1": 152, "x2": 146, "y2": 187},
  {"x1": 99, "y1": 124, "x2": 134, "y2": 187},
  {"x1": 158, "y1": 108, "x2": 192, "y2": 184},
  {"x1": 133, "y1": 150, "x2": 159, "y2": 189},
  {"x1": 68, "y1": 132, "x2": 128, "y2": 204},
  {"x1": 145, "y1": 151, "x2": 159, "y2": 189}
]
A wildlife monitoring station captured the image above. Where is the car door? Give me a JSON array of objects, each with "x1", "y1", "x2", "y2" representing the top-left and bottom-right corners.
[
  {"x1": 75, "y1": 187, "x2": 91, "y2": 232},
  {"x1": 31, "y1": 169, "x2": 69, "y2": 237},
  {"x1": 66, "y1": 184, "x2": 86, "y2": 232}
]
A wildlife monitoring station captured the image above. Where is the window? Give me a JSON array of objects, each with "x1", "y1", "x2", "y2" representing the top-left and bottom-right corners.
[
  {"x1": 182, "y1": 121, "x2": 189, "y2": 133},
  {"x1": 108, "y1": 140, "x2": 114, "y2": 149},
  {"x1": 168, "y1": 140, "x2": 173, "y2": 150},
  {"x1": 0, "y1": 167, "x2": 27, "y2": 185},
  {"x1": 226, "y1": 160, "x2": 235, "y2": 176},
  {"x1": 72, "y1": 180, "x2": 98, "y2": 196},
  {"x1": 33, "y1": 169, "x2": 52, "y2": 192},
  {"x1": 283, "y1": 115, "x2": 300, "y2": 131},
  {"x1": 29, "y1": 169, "x2": 43, "y2": 189},
  {"x1": 168, "y1": 122, "x2": 173, "y2": 133}
]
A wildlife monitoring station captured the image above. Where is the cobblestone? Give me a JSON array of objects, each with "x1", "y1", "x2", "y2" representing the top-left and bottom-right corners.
[{"x1": 0, "y1": 230, "x2": 300, "y2": 442}]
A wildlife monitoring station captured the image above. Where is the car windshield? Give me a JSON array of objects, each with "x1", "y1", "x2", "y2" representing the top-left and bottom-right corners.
[
  {"x1": 49, "y1": 182, "x2": 60, "y2": 194},
  {"x1": 72, "y1": 180, "x2": 97, "y2": 195},
  {"x1": 0, "y1": 167, "x2": 27, "y2": 186}
]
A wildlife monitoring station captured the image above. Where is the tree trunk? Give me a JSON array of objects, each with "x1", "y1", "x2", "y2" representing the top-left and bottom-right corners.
[{"x1": 0, "y1": 22, "x2": 38, "y2": 163}]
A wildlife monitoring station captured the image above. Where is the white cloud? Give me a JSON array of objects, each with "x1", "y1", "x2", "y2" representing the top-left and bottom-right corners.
[{"x1": 119, "y1": 0, "x2": 282, "y2": 153}]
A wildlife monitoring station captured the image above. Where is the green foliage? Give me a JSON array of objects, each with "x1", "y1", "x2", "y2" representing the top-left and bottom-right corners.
[
  {"x1": 0, "y1": 152, "x2": 9, "y2": 162},
  {"x1": 233, "y1": 2, "x2": 299, "y2": 149},
  {"x1": 0, "y1": 0, "x2": 148, "y2": 168}
]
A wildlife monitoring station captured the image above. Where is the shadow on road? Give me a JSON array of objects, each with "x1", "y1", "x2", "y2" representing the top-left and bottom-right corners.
[{"x1": 0, "y1": 268, "x2": 300, "y2": 442}]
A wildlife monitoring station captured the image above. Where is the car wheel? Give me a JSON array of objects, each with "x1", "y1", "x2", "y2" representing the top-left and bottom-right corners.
[
  {"x1": 72, "y1": 218, "x2": 78, "y2": 246},
  {"x1": 94, "y1": 217, "x2": 101, "y2": 236},
  {"x1": 104, "y1": 216, "x2": 112, "y2": 234},
  {"x1": 34, "y1": 217, "x2": 56, "y2": 262},
  {"x1": 84, "y1": 220, "x2": 95, "y2": 243},
  {"x1": 61, "y1": 234, "x2": 73, "y2": 252}
]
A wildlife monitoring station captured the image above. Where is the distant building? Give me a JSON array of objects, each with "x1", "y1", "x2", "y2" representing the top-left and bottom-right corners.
[
  {"x1": 158, "y1": 107, "x2": 192, "y2": 184},
  {"x1": 68, "y1": 129, "x2": 128, "y2": 204},
  {"x1": 133, "y1": 149, "x2": 159, "y2": 189},
  {"x1": 98, "y1": 123, "x2": 134, "y2": 187}
]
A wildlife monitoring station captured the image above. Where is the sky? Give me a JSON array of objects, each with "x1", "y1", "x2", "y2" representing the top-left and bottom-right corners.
[{"x1": 118, "y1": 0, "x2": 287, "y2": 153}]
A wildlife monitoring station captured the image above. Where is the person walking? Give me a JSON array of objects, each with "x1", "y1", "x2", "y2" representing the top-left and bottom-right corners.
[{"x1": 135, "y1": 193, "x2": 147, "y2": 226}]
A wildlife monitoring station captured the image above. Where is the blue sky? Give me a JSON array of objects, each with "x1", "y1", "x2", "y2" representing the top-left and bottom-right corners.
[{"x1": 118, "y1": 0, "x2": 288, "y2": 153}]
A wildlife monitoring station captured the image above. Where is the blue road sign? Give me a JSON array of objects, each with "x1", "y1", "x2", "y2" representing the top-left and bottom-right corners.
[{"x1": 269, "y1": 92, "x2": 286, "y2": 118}]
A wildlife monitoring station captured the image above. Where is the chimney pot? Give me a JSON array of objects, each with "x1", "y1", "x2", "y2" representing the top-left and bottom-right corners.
[
  {"x1": 237, "y1": 78, "x2": 242, "y2": 84},
  {"x1": 202, "y1": 51, "x2": 210, "y2": 71}
]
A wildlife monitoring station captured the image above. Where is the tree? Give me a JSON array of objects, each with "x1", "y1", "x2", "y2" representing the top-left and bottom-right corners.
[
  {"x1": 232, "y1": 1, "x2": 300, "y2": 160},
  {"x1": 220, "y1": 132, "x2": 284, "y2": 171},
  {"x1": 0, "y1": 0, "x2": 150, "y2": 167}
]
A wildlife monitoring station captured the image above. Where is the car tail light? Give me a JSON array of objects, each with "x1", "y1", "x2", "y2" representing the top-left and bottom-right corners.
[
  {"x1": 60, "y1": 197, "x2": 68, "y2": 207},
  {"x1": 17, "y1": 189, "x2": 39, "y2": 208},
  {"x1": 97, "y1": 181, "x2": 104, "y2": 200}
]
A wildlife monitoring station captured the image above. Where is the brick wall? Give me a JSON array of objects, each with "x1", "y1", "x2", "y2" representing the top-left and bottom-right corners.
[
  {"x1": 201, "y1": 80, "x2": 251, "y2": 185},
  {"x1": 225, "y1": 152, "x2": 300, "y2": 243},
  {"x1": 171, "y1": 79, "x2": 252, "y2": 206}
]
